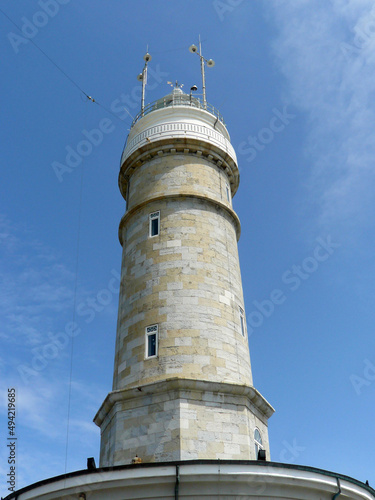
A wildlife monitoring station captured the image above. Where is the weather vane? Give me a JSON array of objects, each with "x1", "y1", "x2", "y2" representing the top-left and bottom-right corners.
[
  {"x1": 189, "y1": 35, "x2": 215, "y2": 109},
  {"x1": 167, "y1": 80, "x2": 184, "y2": 89}
]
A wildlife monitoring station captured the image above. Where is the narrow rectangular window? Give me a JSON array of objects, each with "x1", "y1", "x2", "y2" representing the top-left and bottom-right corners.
[
  {"x1": 125, "y1": 179, "x2": 130, "y2": 212},
  {"x1": 239, "y1": 307, "x2": 245, "y2": 336},
  {"x1": 145, "y1": 324, "x2": 158, "y2": 358},
  {"x1": 149, "y1": 211, "x2": 160, "y2": 237},
  {"x1": 226, "y1": 184, "x2": 231, "y2": 204}
]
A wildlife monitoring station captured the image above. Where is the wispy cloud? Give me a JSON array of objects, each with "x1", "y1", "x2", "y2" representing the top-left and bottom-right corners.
[
  {"x1": 0, "y1": 215, "x2": 76, "y2": 346},
  {"x1": 267, "y1": 0, "x2": 375, "y2": 234},
  {"x1": 0, "y1": 374, "x2": 102, "y2": 492}
]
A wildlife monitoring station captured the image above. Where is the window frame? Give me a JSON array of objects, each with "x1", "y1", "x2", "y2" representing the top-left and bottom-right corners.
[
  {"x1": 126, "y1": 179, "x2": 130, "y2": 205},
  {"x1": 149, "y1": 211, "x2": 160, "y2": 237},
  {"x1": 254, "y1": 428, "x2": 263, "y2": 458},
  {"x1": 239, "y1": 306, "x2": 246, "y2": 336},
  {"x1": 226, "y1": 183, "x2": 231, "y2": 204},
  {"x1": 145, "y1": 324, "x2": 158, "y2": 359}
]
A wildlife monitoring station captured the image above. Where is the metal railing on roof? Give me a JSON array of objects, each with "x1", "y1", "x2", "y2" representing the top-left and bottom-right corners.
[{"x1": 130, "y1": 94, "x2": 225, "y2": 128}]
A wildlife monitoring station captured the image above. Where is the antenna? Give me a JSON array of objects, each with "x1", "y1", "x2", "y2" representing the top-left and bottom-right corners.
[
  {"x1": 188, "y1": 35, "x2": 215, "y2": 109},
  {"x1": 137, "y1": 50, "x2": 152, "y2": 116}
]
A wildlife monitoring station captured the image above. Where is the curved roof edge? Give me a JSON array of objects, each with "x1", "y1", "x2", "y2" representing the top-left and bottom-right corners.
[{"x1": 4, "y1": 460, "x2": 374, "y2": 499}]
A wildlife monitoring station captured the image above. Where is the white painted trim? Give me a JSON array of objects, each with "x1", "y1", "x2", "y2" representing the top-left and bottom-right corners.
[
  {"x1": 145, "y1": 324, "x2": 158, "y2": 358},
  {"x1": 10, "y1": 463, "x2": 374, "y2": 500},
  {"x1": 149, "y1": 211, "x2": 160, "y2": 237},
  {"x1": 122, "y1": 119, "x2": 237, "y2": 166}
]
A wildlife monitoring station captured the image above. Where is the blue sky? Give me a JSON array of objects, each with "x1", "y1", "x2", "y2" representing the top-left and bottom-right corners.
[{"x1": 1, "y1": 0, "x2": 375, "y2": 494}]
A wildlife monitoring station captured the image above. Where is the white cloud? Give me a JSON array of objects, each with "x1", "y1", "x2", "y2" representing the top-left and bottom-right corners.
[
  {"x1": 267, "y1": 0, "x2": 375, "y2": 234},
  {"x1": 0, "y1": 373, "x2": 102, "y2": 492},
  {"x1": 0, "y1": 215, "x2": 77, "y2": 347}
]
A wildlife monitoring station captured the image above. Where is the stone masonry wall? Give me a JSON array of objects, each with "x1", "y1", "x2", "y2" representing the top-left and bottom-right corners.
[
  {"x1": 112, "y1": 154, "x2": 251, "y2": 392},
  {"x1": 97, "y1": 142, "x2": 274, "y2": 467},
  {"x1": 126, "y1": 154, "x2": 233, "y2": 212},
  {"x1": 113, "y1": 194, "x2": 252, "y2": 391},
  {"x1": 99, "y1": 382, "x2": 270, "y2": 466}
]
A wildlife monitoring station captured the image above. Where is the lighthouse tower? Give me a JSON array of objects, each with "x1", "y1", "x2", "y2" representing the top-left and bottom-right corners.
[
  {"x1": 94, "y1": 65, "x2": 274, "y2": 465},
  {"x1": 6, "y1": 53, "x2": 375, "y2": 500}
]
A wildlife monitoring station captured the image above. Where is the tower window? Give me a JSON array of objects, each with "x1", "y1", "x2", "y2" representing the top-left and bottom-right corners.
[
  {"x1": 126, "y1": 179, "x2": 130, "y2": 205},
  {"x1": 254, "y1": 428, "x2": 263, "y2": 458},
  {"x1": 226, "y1": 183, "x2": 231, "y2": 204},
  {"x1": 149, "y1": 211, "x2": 160, "y2": 237},
  {"x1": 239, "y1": 307, "x2": 245, "y2": 336},
  {"x1": 145, "y1": 324, "x2": 158, "y2": 358}
]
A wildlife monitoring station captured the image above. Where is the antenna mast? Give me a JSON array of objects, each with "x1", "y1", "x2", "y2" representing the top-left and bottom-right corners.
[
  {"x1": 199, "y1": 36, "x2": 206, "y2": 108},
  {"x1": 189, "y1": 36, "x2": 215, "y2": 109},
  {"x1": 137, "y1": 49, "x2": 152, "y2": 117}
]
